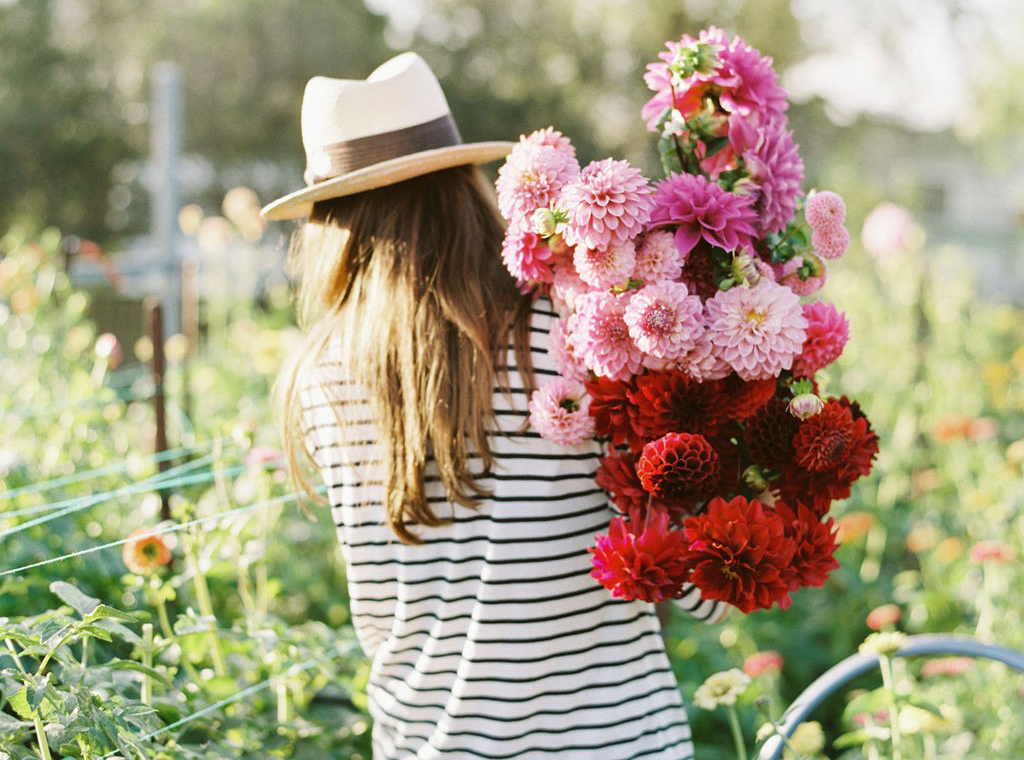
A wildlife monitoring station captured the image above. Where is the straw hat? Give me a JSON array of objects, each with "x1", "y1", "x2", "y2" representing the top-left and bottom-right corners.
[{"x1": 260, "y1": 52, "x2": 513, "y2": 220}]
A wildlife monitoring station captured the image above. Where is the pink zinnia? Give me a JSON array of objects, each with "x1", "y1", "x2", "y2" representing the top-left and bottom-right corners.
[
  {"x1": 527, "y1": 377, "x2": 596, "y2": 445},
  {"x1": 624, "y1": 282, "x2": 704, "y2": 361},
  {"x1": 805, "y1": 191, "x2": 846, "y2": 231},
  {"x1": 704, "y1": 280, "x2": 807, "y2": 380},
  {"x1": 501, "y1": 223, "x2": 556, "y2": 284},
  {"x1": 572, "y1": 292, "x2": 644, "y2": 381},
  {"x1": 792, "y1": 301, "x2": 850, "y2": 377},
  {"x1": 549, "y1": 315, "x2": 588, "y2": 382},
  {"x1": 743, "y1": 126, "x2": 804, "y2": 236},
  {"x1": 649, "y1": 172, "x2": 758, "y2": 256},
  {"x1": 495, "y1": 139, "x2": 579, "y2": 223},
  {"x1": 574, "y1": 239, "x2": 636, "y2": 290},
  {"x1": 633, "y1": 230, "x2": 685, "y2": 283},
  {"x1": 811, "y1": 224, "x2": 849, "y2": 260},
  {"x1": 559, "y1": 158, "x2": 654, "y2": 251}
]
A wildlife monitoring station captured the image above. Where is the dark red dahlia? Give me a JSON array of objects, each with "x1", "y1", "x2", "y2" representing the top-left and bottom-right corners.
[
  {"x1": 680, "y1": 495, "x2": 797, "y2": 613},
  {"x1": 793, "y1": 400, "x2": 855, "y2": 472},
  {"x1": 680, "y1": 241, "x2": 726, "y2": 300},
  {"x1": 585, "y1": 376, "x2": 644, "y2": 450},
  {"x1": 636, "y1": 432, "x2": 721, "y2": 507},
  {"x1": 773, "y1": 501, "x2": 840, "y2": 589},
  {"x1": 629, "y1": 370, "x2": 727, "y2": 441},
  {"x1": 720, "y1": 374, "x2": 777, "y2": 421},
  {"x1": 596, "y1": 453, "x2": 649, "y2": 522},
  {"x1": 743, "y1": 396, "x2": 799, "y2": 470},
  {"x1": 589, "y1": 511, "x2": 689, "y2": 602}
]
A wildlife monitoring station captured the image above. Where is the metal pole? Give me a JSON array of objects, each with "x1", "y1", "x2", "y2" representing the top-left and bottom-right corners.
[
  {"x1": 150, "y1": 62, "x2": 184, "y2": 339},
  {"x1": 146, "y1": 298, "x2": 171, "y2": 522}
]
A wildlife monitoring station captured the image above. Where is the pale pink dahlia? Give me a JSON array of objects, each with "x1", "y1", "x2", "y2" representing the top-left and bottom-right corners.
[
  {"x1": 671, "y1": 334, "x2": 733, "y2": 381},
  {"x1": 495, "y1": 140, "x2": 580, "y2": 222},
  {"x1": 573, "y1": 239, "x2": 636, "y2": 290},
  {"x1": 549, "y1": 315, "x2": 589, "y2": 382},
  {"x1": 551, "y1": 259, "x2": 591, "y2": 314},
  {"x1": 742, "y1": 126, "x2": 804, "y2": 236},
  {"x1": 811, "y1": 224, "x2": 850, "y2": 260},
  {"x1": 704, "y1": 280, "x2": 807, "y2": 380},
  {"x1": 522, "y1": 126, "x2": 576, "y2": 155},
  {"x1": 649, "y1": 172, "x2": 758, "y2": 256},
  {"x1": 572, "y1": 292, "x2": 644, "y2": 381},
  {"x1": 805, "y1": 191, "x2": 846, "y2": 231},
  {"x1": 501, "y1": 223, "x2": 556, "y2": 284},
  {"x1": 528, "y1": 377, "x2": 596, "y2": 445},
  {"x1": 633, "y1": 230, "x2": 685, "y2": 283},
  {"x1": 559, "y1": 158, "x2": 654, "y2": 250},
  {"x1": 624, "y1": 282, "x2": 704, "y2": 361},
  {"x1": 791, "y1": 301, "x2": 850, "y2": 377}
]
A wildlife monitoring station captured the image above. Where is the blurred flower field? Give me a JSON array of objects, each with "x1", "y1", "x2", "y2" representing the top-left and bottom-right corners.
[{"x1": 2, "y1": 207, "x2": 1023, "y2": 757}]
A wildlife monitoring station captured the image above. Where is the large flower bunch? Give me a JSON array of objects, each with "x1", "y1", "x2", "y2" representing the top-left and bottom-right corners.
[{"x1": 495, "y1": 28, "x2": 878, "y2": 613}]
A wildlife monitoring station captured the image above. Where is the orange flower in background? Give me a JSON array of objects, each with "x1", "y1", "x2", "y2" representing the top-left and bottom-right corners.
[
  {"x1": 834, "y1": 511, "x2": 875, "y2": 544},
  {"x1": 934, "y1": 537, "x2": 962, "y2": 563},
  {"x1": 743, "y1": 650, "x2": 784, "y2": 677},
  {"x1": 969, "y1": 540, "x2": 1017, "y2": 564},
  {"x1": 123, "y1": 527, "x2": 172, "y2": 575},
  {"x1": 905, "y1": 523, "x2": 941, "y2": 554},
  {"x1": 921, "y1": 657, "x2": 973, "y2": 678},
  {"x1": 931, "y1": 415, "x2": 999, "y2": 444},
  {"x1": 866, "y1": 604, "x2": 902, "y2": 630}
]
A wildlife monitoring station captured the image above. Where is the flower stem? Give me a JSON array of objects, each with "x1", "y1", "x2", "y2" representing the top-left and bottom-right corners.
[
  {"x1": 141, "y1": 623, "x2": 154, "y2": 707},
  {"x1": 878, "y1": 654, "x2": 903, "y2": 760},
  {"x1": 726, "y1": 705, "x2": 748, "y2": 760},
  {"x1": 4, "y1": 639, "x2": 50, "y2": 759},
  {"x1": 186, "y1": 542, "x2": 227, "y2": 676}
]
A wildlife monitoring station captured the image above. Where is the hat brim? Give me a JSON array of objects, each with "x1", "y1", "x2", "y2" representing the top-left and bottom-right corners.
[{"x1": 260, "y1": 141, "x2": 515, "y2": 220}]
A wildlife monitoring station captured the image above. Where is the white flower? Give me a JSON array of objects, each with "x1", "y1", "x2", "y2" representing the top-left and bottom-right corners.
[
  {"x1": 858, "y1": 631, "x2": 908, "y2": 657},
  {"x1": 784, "y1": 721, "x2": 825, "y2": 758},
  {"x1": 693, "y1": 668, "x2": 751, "y2": 710}
]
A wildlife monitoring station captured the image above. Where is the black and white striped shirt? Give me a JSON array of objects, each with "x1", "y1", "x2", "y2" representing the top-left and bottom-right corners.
[{"x1": 301, "y1": 298, "x2": 722, "y2": 760}]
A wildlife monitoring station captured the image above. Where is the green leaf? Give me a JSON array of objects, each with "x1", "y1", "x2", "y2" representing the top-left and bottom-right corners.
[
  {"x1": 91, "y1": 618, "x2": 142, "y2": 646},
  {"x1": 0, "y1": 710, "x2": 29, "y2": 733},
  {"x1": 7, "y1": 688, "x2": 33, "y2": 720},
  {"x1": 82, "y1": 604, "x2": 138, "y2": 626},
  {"x1": 104, "y1": 658, "x2": 171, "y2": 686},
  {"x1": 702, "y1": 135, "x2": 729, "y2": 159},
  {"x1": 834, "y1": 726, "x2": 890, "y2": 749},
  {"x1": 841, "y1": 687, "x2": 888, "y2": 723},
  {"x1": 49, "y1": 581, "x2": 100, "y2": 618},
  {"x1": 26, "y1": 673, "x2": 52, "y2": 714}
]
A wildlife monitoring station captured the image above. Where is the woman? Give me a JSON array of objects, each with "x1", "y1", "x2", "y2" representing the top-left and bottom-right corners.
[{"x1": 267, "y1": 52, "x2": 725, "y2": 760}]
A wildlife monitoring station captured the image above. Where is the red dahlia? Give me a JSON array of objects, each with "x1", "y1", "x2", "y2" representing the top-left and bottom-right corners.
[
  {"x1": 793, "y1": 399, "x2": 855, "y2": 472},
  {"x1": 629, "y1": 370, "x2": 727, "y2": 440},
  {"x1": 596, "y1": 453, "x2": 652, "y2": 522},
  {"x1": 773, "y1": 501, "x2": 840, "y2": 589},
  {"x1": 680, "y1": 495, "x2": 797, "y2": 613},
  {"x1": 680, "y1": 241, "x2": 725, "y2": 300},
  {"x1": 636, "y1": 432, "x2": 721, "y2": 507},
  {"x1": 585, "y1": 376, "x2": 644, "y2": 450},
  {"x1": 589, "y1": 510, "x2": 689, "y2": 602},
  {"x1": 721, "y1": 374, "x2": 777, "y2": 420},
  {"x1": 743, "y1": 396, "x2": 799, "y2": 470}
]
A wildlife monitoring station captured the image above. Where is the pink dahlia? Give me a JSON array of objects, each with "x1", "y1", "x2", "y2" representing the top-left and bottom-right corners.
[
  {"x1": 522, "y1": 126, "x2": 576, "y2": 155},
  {"x1": 573, "y1": 239, "x2": 636, "y2": 290},
  {"x1": 742, "y1": 126, "x2": 804, "y2": 236},
  {"x1": 559, "y1": 158, "x2": 655, "y2": 250},
  {"x1": 649, "y1": 172, "x2": 758, "y2": 257},
  {"x1": 633, "y1": 230, "x2": 685, "y2": 283},
  {"x1": 572, "y1": 292, "x2": 644, "y2": 381},
  {"x1": 811, "y1": 224, "x2": 850, "y2": 260},
  {"x1": 549, "y1": 315, "x2": 589, "y2": 382},
  {"x1": 589, "y1": 510, "x2": 689, "y2": 602},
  {"x1": 501, "y1": 223, "x2": 557, "y2": 284},
  {"x1": 779, "y1": 254, "x2": 827, "y2": 296},
  {"x1": 805, "y1": 191, "x2": 846, "y2": 231},
  {"x1": 527, "y1": 377, "x2": 596, "y2": 445},
  {"x1": 670, "y1": 334, "x2": 733, "y2": 381},
  {"x1": 792, "y1": 301, "x2": 850, "y2": 377},
  {"x1": 551, "y1": 259, "x2": 591, "y2": 313},
  {"x1": 623, "y1": 282, "x2": 704, "y2": 360},
  {"x1": 704, "y1": 279, "x2": 807, "y2": 380},
  {"x1": 495, "y1": 139, "x2": 580, "y2": 222}
]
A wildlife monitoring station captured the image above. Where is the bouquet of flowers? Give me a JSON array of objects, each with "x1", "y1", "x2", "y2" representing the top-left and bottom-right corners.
[{"x1": 494, "y1": 27, "x2": 878, "y2": 614}]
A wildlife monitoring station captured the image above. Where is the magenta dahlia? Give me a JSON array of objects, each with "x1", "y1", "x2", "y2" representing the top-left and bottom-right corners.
[
  {"x1": 495, "y1": 138, "x2": 580, "y2": 222},
  {"x1": 559, "y1": 158, "x2": 654, "y2": 251},
  {"x1": 704, "y1": 280, "x2": 807, "y2": 380},
  {"x1": 527, "y1": 377, "x2": 596, "y2": 445},
  {"x1": 572, "y1": 292, "x2": 644, "y2": 381},
  {"x1": 742, "y1": 125, "x2": 804, "y2": 236},
  {"x1": 791, "y1": 301, "x2": 850, "y2": 377},
  {"x1": 649, "y1": 172, "x2": 758, "y2": 257},
  {"x1": 589, "y1": 510, "x2": 689, "y2": 602},
  {"x1": 623, "y1": 282, "x2": 704, "y2": 361}
]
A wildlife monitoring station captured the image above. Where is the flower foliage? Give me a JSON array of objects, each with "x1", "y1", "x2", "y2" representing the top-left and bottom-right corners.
[{"x1": 494, "y1": 28, "x2": 875, "y2": 613}]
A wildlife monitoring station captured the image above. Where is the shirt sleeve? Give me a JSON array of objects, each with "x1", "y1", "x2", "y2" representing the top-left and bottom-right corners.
[{"x1": 672, "y1": 582, "x2": 728, "y2": 623}]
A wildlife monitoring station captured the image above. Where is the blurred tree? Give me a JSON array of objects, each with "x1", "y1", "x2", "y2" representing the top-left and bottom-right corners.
[{"x1": 0, "y1": 0, "x2": 136, "y2": 242}]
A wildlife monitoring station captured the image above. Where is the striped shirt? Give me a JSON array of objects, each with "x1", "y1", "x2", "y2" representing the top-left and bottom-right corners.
[{"x1": 301, "y1": 298, "x2": 723, "y2": 760}]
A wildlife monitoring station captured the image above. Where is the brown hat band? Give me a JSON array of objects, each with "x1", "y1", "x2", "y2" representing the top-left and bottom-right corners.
[{"x1": 304, "y1": 113, "x2": 463, "y2": 184}]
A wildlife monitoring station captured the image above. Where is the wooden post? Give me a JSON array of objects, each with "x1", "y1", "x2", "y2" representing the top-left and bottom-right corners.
[
  {"x1": 180, "y1": 256, "x2": 199, "y2": 432},
  {"x1": 147, "y1": 298, "x2": 171, "y2": 522}
]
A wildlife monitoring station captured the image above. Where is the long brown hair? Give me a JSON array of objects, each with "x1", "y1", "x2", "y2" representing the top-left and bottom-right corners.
[{"x1": 275, "y1": 165, "x2": 534, "y2": 542}]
